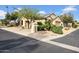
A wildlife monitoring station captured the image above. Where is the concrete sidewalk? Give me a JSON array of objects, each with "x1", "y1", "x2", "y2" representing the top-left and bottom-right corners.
[{"x1": 1, "y1": 27, "x2": 32, "y2": 36}]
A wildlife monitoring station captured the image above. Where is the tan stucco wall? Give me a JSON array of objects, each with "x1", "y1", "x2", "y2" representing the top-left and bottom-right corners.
[
  {"x1": 21, "y1": 17, "x2": 28, "y2": 27},
  {"x1": 35, "y1": 19, "x2": 45, "y2": 24},
  {"x1": 47, "y1": 17, "x2": 51, "y2": 20},
  {"x1": 52, "y1": 17, "x2": 63, "y2": 26}
]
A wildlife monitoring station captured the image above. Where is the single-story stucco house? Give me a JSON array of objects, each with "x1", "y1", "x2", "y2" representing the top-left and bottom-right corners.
[
  {"x1": 18, "y1": 13, "x2": 64, "y2": 29},
  {"x1": 19, "y1": 17, "x2": 46, "y2": 29},
  {"x1": 45, "y1": 13, "x2": 63, "y2": 26},
  {"x1": 19, "y1": 17, "x2": 31, "y2": 29}
]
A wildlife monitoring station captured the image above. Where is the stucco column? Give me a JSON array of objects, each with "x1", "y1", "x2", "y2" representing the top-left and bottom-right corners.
[
  {"x1": 35, "y1": 23, "x2": 38, "y2": 32},
  {"x1": 22, "y1": 20, "x2": 26, "y2": 28},
  {"x1": 31, "y1": 21, "x2": 38, "y2": 33},
  {"x1": 31, "y1": 22, "x2": 35, "y2": 33}
]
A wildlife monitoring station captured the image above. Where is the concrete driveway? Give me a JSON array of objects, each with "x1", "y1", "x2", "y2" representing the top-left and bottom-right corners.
[{"x1": 0, "y1": 29, "x2": 77, "y2": 53}]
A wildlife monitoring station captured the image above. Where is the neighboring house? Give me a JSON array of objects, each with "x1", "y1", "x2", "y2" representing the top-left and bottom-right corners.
[
  {"x1": 19, "y1": 17, "x2": 31, "y2": 29},
  {"x1": 19, "y1": 17, "x2": 46, "y2": 29},
  {"x1": 46, "y1": 13, "x2": 63, "y2": 26}
]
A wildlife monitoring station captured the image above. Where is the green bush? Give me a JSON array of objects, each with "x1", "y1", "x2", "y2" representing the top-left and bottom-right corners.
[
  {"x1": 72, "y1": 23, "x2": 78, "y2": 28},
  {"x1": 44, "y1": 21, "x2": 52, "y2": 30},
  {"x1": 37, "y1": 24, "x2": 45, "y2": 31},
  {"x1": 37, "y1": 22, "x2": 43, "y2": 25},
  {"x1": 37, "y1": 22, "x2": 45, "y2": 31},
  {"x1": 51, "y1": 25, "x2": 63, "y2": 34},
  {"x1": 37, "y1": 21, "x2": 63, "y2": 34},
  {"x1": 37, "y1": 21, "x2": 52, "y2": 31}
]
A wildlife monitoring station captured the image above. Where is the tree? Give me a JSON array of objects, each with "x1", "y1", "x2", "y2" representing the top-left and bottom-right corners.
[
  {"x1": 5, "y1": 13, "x2": 11, "y2": 20},
  {"x1": 17, "y1": 8, "x2": 45, "y2": 29},
  {"x1": 10, "y1": 12, "x2": 19, "y2": 20},
  {"x1": 18, "y1": 8, "x2": 44, "y2": 20},
  {"x1": 5, "y1": 11, "x2": 19, "y2": 20},
  {"x1": 60, "y1": 13, "x2": 74, "y2": 27},
  {"x1": 5, "y1": 8, "x2": 44, "y2": 21}
]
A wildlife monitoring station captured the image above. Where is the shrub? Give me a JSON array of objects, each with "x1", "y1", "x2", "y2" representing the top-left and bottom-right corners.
[
  {"x1": 72, "y1": 25, "x2": 77, "y2": 28},
  {"x1": 37, "y1": 22, "x2": 43, "y2": 25},
  {"x1": 37, "y1": 21, "x2": 52, "y2": 31},
  {"x1": 37, "y1": 21, "x2": 63, "y2": 34},
  {"x1": 37, "y1": 24, "x2": 45, "y2": 31},
  {"x1": 51, "y1": 25, "x2": 63, "y2": 34},
  {"x1": 1, "y1": 20, "x2": 9, "y2": 26},
  {"x1": 72, "y1": 23, "x2": 78, "y2": 28},
  {"x1": 44, "y1": 21, "x2": 52, "y2": 30},
  {"x1": 37, "y1": 22, "x2": 45, "y2": 31}
]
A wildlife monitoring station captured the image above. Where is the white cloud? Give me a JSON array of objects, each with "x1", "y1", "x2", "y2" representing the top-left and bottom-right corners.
[
  {"x1": 14, "y1": 8, "x2": 22, "y2": 12},
  {"x1": 0, "y1": 10, "x2": 7, "y2": 19},
  {"x1": 38, "y1": 11, "x2": 46, "y2": 15},
  {"x1": 17, "y1": 8, "x2": 22, "y2": 10},
  {"x1": 61, "y1": 6, "x2": 77, "y2": 14}
]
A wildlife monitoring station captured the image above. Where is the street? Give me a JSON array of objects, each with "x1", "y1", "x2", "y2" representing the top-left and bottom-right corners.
[
  {"x1": 52, "y1": 29, "x2": 79, "y2": 48},
  {"x1": 0, "y1": 29, "x2": 78, "y2": 53}
]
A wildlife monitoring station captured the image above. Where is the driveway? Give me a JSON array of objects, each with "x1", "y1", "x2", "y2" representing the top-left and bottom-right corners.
[{"x1": 0, "y1": 29, "x2": 76, "y2": 53}]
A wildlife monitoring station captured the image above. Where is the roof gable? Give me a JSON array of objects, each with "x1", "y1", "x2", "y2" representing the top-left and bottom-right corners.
[{"x1": 46, "y1": 13, "x2": 57, "y2": 20}]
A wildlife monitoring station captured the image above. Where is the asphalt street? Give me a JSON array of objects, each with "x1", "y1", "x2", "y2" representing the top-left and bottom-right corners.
[
  {"x1": 52, "y1": 29, "x2": 79, "y2": 48},
  {"x1": 0, "y1": 29, "x2": 78, "y2": 53}
]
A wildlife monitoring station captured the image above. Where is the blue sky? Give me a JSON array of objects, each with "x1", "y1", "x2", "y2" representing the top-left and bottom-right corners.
[{"x1": 0, "y1": 5, "x2": 79, "y2": 21}]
